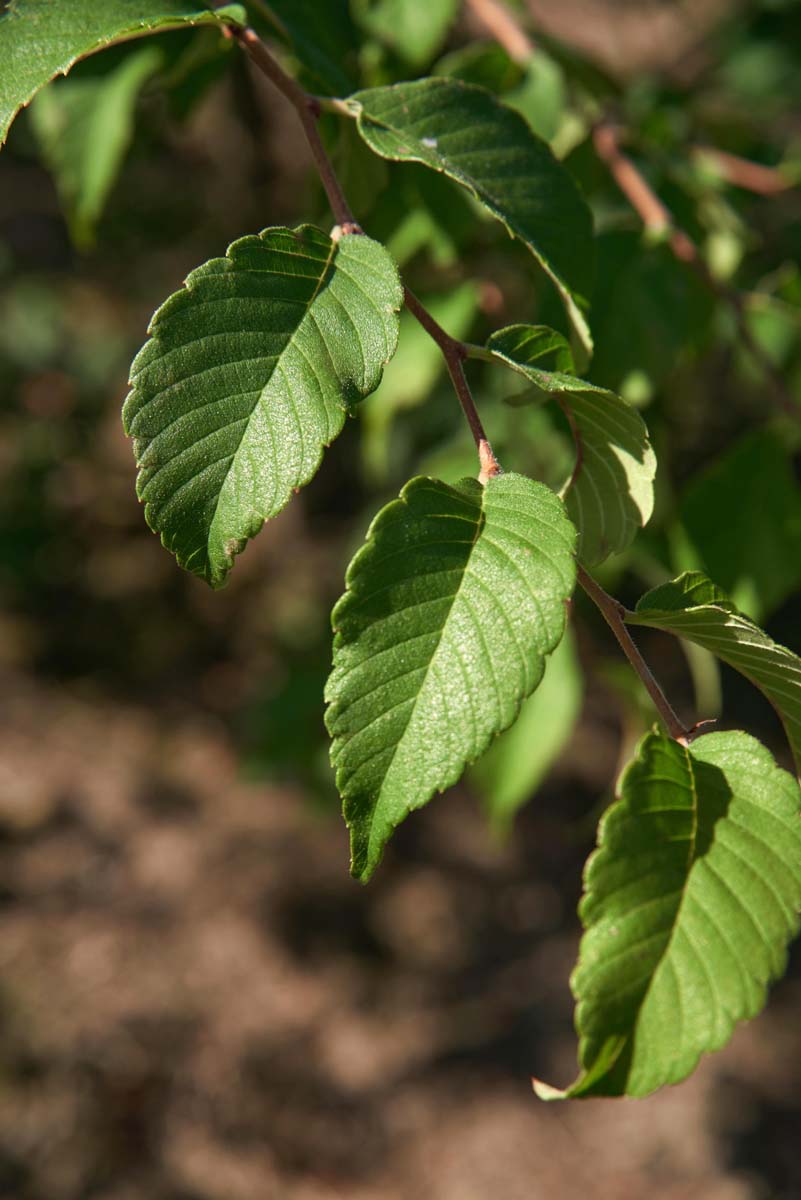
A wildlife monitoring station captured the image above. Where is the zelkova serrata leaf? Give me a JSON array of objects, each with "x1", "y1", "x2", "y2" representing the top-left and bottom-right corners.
[
  {"x1": 325, "y1": 472, "x2": 577, "y2": 881},
  {"x1": 124, "y1": 225, "x2": 402, "y2": 586},
  {"x1": 0, "y1": 0, "x2": 246, "y2": 147},
  {"x1": 347, "y1": 78, "x2": 595, "y2": 365},
  {"x1": 486, "y1": 324, "x2": 656, "y2": 564},
  {"x1": 629, "y1": 572, "x2": 801, "y2": 772},
  {"x1": 535, "y1": 730, "x2": 801, "y2": 1099}
]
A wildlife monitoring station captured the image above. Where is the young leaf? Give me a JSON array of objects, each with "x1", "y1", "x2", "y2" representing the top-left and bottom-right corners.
[
  {"x1": 536, "y1": 730, "x2": 801, "y2": 1099},
  {"x1": 0, "y1": 0, "x2": 245, "y2": 147},
  {"x1": 469, "y1": 626, "x2": 582, "y2": 832},
  {"x1": 124, "y1": 226, "x2": 402, "y2": 587},
  {"x1": 325, "y1": 472, "x2": 577, "y2": 881},
  {"x1": 485, "y1": 324, "x2": 656, "y2": 564},
  {"x1": 629, "y1": 573, "x2": 801, "y2": 771},
  {"x1": 352, "y1": 0, "x2": 459, "y2": 69},
  {"x1": 347, "y1": 78, "x2": 595, "y2": 364},
  {"x1": 29, "y1": 46, "x2": 163, "y2": 248}
]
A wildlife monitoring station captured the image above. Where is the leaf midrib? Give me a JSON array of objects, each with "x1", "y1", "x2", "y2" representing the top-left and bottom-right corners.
[{"x1": 354, "y1": 489, "x2": 486, "y2": 851}]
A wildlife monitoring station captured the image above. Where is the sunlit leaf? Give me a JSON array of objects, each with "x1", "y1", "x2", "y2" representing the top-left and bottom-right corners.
[
  {"x1": 630, "y1": 573, "x2": 801, "y2": 771},
  {"x1": 470, "y1": 626, "x2": 582, "y2": 831},
  {"x1": 124, "y1": 225, "x2": 402, "y2": 586},
  {"x1": 326, "y1": 472, "x2": 577, "y2": 880},
  {"x1": 485, "y1": 324, "x2": 656, "y2": 563},
  {"x1": 0, "y1": 0, "x2": 245, "y2": 146},
  {"x1": 536, "y1": 729, "x2": 801, "y2": 1098}
]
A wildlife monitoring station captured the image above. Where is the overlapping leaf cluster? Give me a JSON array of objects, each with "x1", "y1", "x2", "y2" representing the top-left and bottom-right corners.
[{"x1": 2, "y1": 0, "x2": 800, "y2": 1104}]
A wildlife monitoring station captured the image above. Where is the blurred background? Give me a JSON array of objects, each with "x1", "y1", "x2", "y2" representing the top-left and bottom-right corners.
[{"x1": 1, "y1": 0, "x2": 801, "y2": 1195}]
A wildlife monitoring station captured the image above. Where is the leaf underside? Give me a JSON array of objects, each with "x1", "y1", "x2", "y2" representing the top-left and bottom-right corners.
[
  {"x1": 0, "y1": 0, "x2": 245, "y2": 146},
  {"x1": 325, "y1": 471, "x2": 577, "y2": 881},
  {"x1": 487, "y1": 324, "x2": 656, "y2": 564},
  {"x1": 349, "y1": 78, "x2": 595, "y2": 364},
  {"x1": 630, "y1": 572, "x2": 801, "y2": 772},
  {"x1": 124, "y1": 225, "x2": 402, "y2": 586},
  {"x1": 537, "y1": 730, "x2": 801, "y2": 1099}
]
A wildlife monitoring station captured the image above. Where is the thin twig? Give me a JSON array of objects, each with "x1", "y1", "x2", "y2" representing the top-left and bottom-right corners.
[
  {"x1": 231, "y1": 25, "x2": 499, "y2": 472},
  {"x1": 464, "y1": 0, "x2": 535, "y2": 62},
  {"x1": 404, "y1": 286, "x2": 501, "y2": 476},
  {"x1": 578, "y1": 565, "x2": 690, "y2": 744},
  {"x1": 692, "y1": 145, "x2": 794, "y2": 196}
]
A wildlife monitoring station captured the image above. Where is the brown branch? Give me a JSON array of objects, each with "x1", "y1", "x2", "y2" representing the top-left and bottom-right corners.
[
  {"x1": 464, "y1": 0, "x2": 535, "y2": 63},
  {"x1": 403, "y1": 287, "x2": 501, "y2": 476},
  {"x1": 578, "y1": 565, "x2": 691, "y2": 744},
  {"x1": 228, "y1": 26, "x2": 356, "y2": 229},
  {"x1": 230, "y1": 25, "x2": 499, "y2": 470},
  {"x1": 592, "y1": 118, "x2": 799, "y2": 420},
  {"x1": 692, "y1": 145, "x2": 794, "y2": 196}
]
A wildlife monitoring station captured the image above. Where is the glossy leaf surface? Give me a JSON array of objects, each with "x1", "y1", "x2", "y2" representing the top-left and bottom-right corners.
[{"x1": 349, "y1": 78, "x2": 595, "y2": 362}]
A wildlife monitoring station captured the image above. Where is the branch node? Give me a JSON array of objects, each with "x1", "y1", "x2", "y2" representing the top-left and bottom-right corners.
[{"x1": 478, "y1": 439, "x2": 502, "y2": 483}]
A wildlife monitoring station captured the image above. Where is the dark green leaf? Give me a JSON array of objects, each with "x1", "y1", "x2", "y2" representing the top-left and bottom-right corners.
[
  {"x1": 326, "y1": 472, "x2": 577, "y2": 881},
  {"x1": 349, "y1": 78, "x2": 595, "y2": 363},
  {"x1": 485, "y1": 324, "x2": 656, "y2": 564},
  {"x1": 0, "y1": 0, "x2": 245, "y2": 146},
  {"x1": 536, "y1": 730, "x2": 801, "y2": 1098},
  {"x1": 630, "y1": 572, "x2": 801, "y2": 771},
  {"x1": 124, "y1": 225, "x2": 402, "y2": 587},
  {"x1": 679, "y1": 431, "x2": 801, "y2": 622},
  {"x1": 250, "y1": 0, "x2": 358, "y2": 95}
]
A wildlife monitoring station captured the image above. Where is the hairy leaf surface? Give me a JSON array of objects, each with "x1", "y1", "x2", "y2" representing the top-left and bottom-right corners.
[
  {"x1": 535, "y1": 730, "x2": 801, "y2": 1099},
  {"x1": 124, "y1": 225, "x2": 402, "y2": 586},
  {"x1": 630, "y1": 573, "x2": 801, "y2": 771},
  {"x1": 326, "y1": 472, "x2": 577, "y2": 881},
  {"x1": 486, "y1": 324, "x2": 655, "y2": 563},
  {"x1": 349, "y1": 79, "x2": 594, "y2": 363},
  {"x1": 0, "y1": 0, "x2": 245, "y2": 146}
]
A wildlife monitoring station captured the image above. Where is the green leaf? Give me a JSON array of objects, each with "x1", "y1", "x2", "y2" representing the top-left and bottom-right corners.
[
  {"x1": 536, "y1": 730, "x2": 801, "y2": 1099},
  {"x1": 470, "y1": 626, "x2": 582, "y2": 831},
  {"x1": 249, "y1": 0, "x2": 358, "y2": 95},
  {"x1": 485, "y1": 324, "x2": 656, "y2": 564},
  {"x1": 326, "y1": 471, "x2": 577, "y2": 881},
  {"x1": 679, "y1": 431, "x2": 801, "y2": 622},
  {"x1": 629, "y1": 572, "x2": 801, "y2": 772},
  {"x1": 29, "y1": 45, "x2": 162, "y2": 248},
  {"x1": 0, "y1": 0, "x2": 245, "y2": 147},
  {"x1": 348, "y1": 78, "x2": 595, "y2": 364},
  {"x1": 123, "y1": 225, "x2": 402, "y2": 587},
  {"x1": 353, "y1": 0, "x2": 459, "y2": 68},
  {"x1": 590, "y1": 233, "x2": 713, "y2": 394}
]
